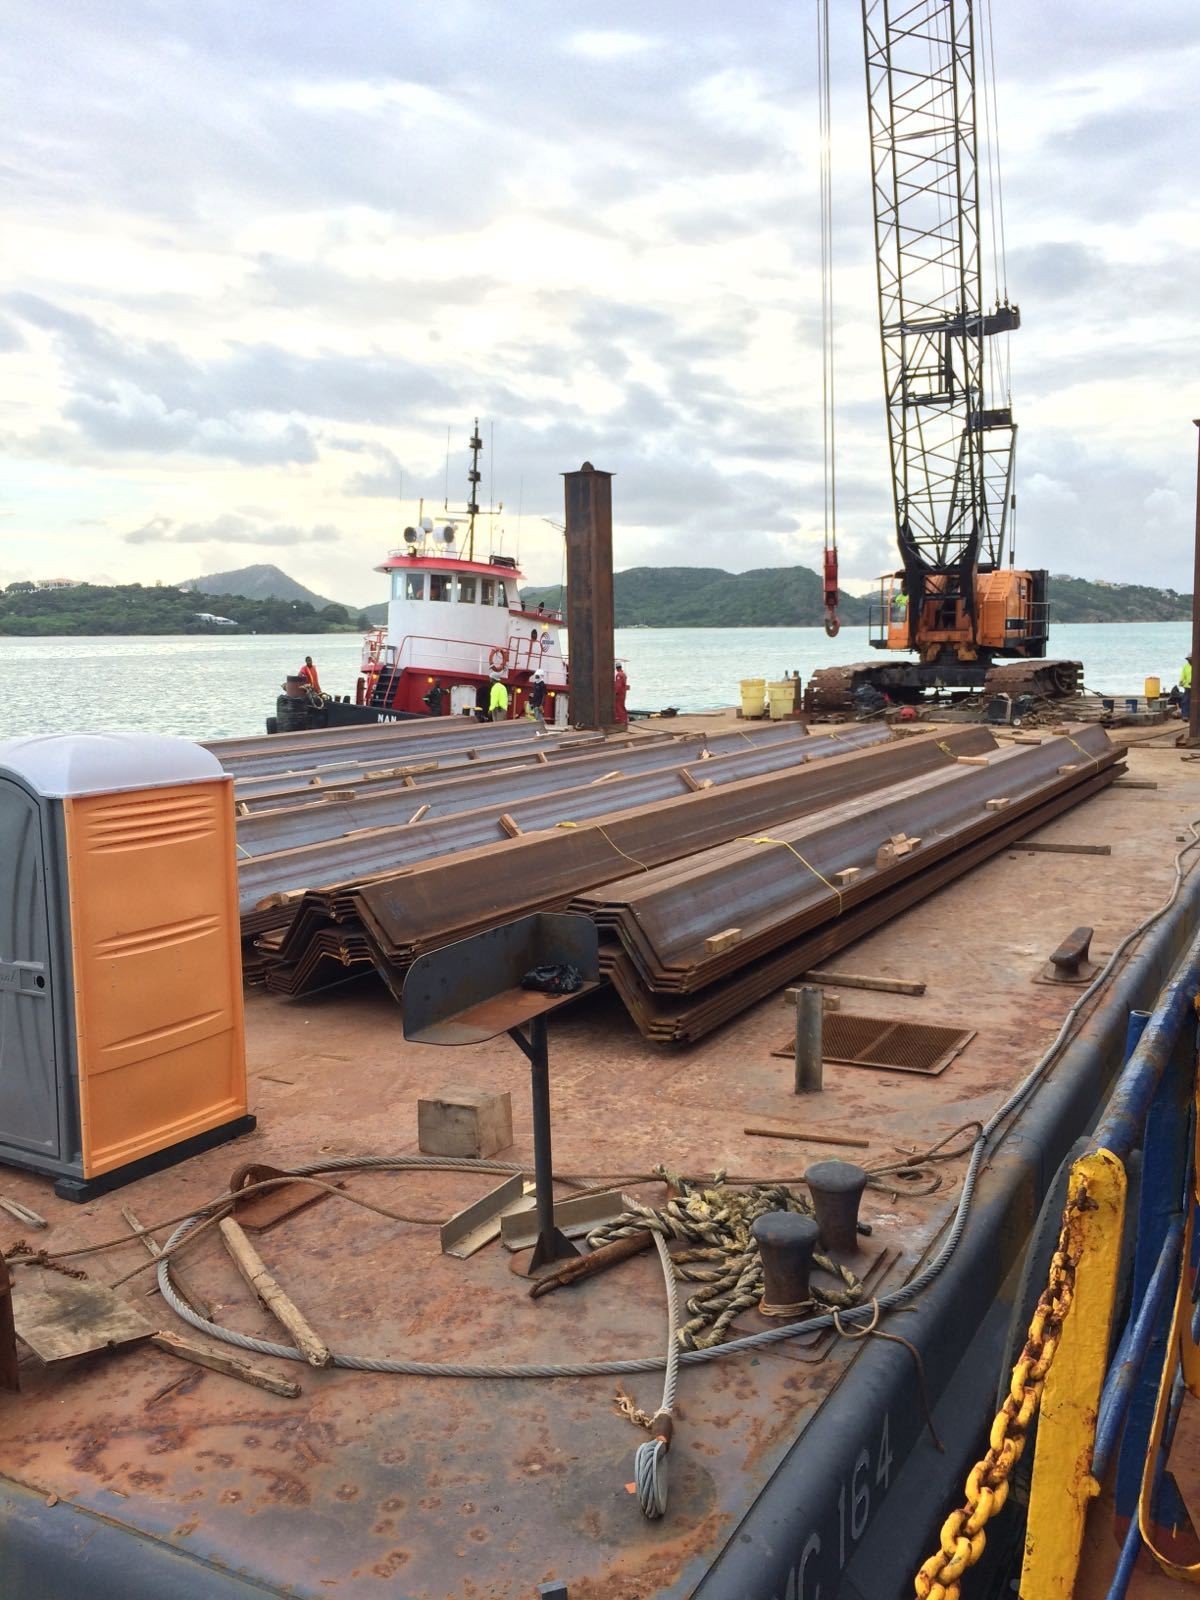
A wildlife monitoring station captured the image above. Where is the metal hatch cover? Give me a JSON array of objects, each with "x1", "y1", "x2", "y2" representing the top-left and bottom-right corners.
[{"x1": 772, "y1": 1013, "x2": 976, "y2": 1076}]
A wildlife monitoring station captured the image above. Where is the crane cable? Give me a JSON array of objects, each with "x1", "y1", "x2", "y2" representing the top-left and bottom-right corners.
[{"x1": 817, "y1": 0, "x2": 840, "y2": 638}]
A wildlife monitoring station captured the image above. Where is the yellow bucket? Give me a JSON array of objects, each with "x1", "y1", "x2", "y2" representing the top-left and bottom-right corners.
[
  {"x1": 767, "y1": 680, "x2": 795, "y2": 720},
  {"x1": 740, "y1": 678, "x2": 766, "y2": 719},
  {"x1": 1145, "y1": 675, "x2": 1161, "y2": 701}
]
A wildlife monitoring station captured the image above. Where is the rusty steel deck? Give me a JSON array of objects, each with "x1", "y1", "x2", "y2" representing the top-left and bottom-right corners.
[{"x1": 1, "y1": 733, "x2": 1198, "y2": 1599}]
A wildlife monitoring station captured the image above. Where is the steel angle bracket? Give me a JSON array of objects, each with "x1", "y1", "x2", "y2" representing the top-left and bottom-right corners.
[
  {"x1": 440, "y1": 1174, "x2": 533, "y2": 1258},
  {"x1": 499, "y1": 1189, "x2": 626, "y2": 1251}
]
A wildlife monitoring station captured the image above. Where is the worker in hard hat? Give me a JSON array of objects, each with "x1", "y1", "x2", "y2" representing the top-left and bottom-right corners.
[
  {"x1": 488, "y1": 670, "x2": 510, "y2": 723},
  {"x1": 529, "y1": 669, "x2": 548, "y2": 731},
  {"x1": 1180, "y1": 654, "x2": 1193, "y2": 721},
  {"x1": 613, "y1": 660, "x2": 629, "y2": 726}
]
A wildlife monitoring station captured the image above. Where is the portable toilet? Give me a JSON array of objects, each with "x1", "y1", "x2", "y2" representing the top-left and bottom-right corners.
[{"x1": 0, "y1": 733, "x2": 254, "y2": 1201}]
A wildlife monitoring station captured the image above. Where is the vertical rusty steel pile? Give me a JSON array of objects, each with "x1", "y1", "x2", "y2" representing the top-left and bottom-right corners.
[{"x1": 228, "y1": 718, "x2": 1124, "y2": 1040}]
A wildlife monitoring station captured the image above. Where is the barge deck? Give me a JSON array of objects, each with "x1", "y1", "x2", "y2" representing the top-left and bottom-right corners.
[{"x1": 2, "y1": 730, "x2": 1198, "y2": 1599}]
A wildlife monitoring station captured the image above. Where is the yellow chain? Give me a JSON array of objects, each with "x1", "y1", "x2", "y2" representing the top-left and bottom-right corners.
[{"x1": 913, "y1": 1186, "x2": 1089, "y2": 1600}]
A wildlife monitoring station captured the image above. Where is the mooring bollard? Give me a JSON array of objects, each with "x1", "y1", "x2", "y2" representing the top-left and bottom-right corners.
[{"x1": 794, "y1": 985, "x2": 824, "y2": 1094}]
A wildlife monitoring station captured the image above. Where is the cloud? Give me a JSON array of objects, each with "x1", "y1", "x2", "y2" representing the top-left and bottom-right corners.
[
  {"x1": 564, "y1": 31, "x2": 658, "y2": 61},
  {"x1": 0, "y1": 0, "x2": 1197, "y2": 596},
  {"x1": 124, "y1": 511, "x2": 340, "y2": 547}
]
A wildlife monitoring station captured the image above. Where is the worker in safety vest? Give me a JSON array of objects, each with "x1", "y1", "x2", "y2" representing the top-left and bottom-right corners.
[
  {"x1": 489, "y1": 671, "x2": 509, "y2": 723},
  {"x1": 1181, "y1": 655, "x2": 1193, "y2": 720},
  {"x1": 613, "y1": 661, "x2": 629, "y2": 726},
  {"x1": 297, "y1": 655, "x2": 321, "y2": 695}
]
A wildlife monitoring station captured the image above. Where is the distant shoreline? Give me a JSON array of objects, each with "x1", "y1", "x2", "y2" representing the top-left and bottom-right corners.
[{"x1": 0, "y1": 618, "x2": 1192, "y2": 640}]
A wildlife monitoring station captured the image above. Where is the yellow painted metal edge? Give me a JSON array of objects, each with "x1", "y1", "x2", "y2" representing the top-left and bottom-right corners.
[{"x1": 1020, "y1": 1149, "x2": 1126, "y2": 1599}]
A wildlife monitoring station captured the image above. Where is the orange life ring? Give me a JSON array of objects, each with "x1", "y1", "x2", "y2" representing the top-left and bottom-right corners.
[{"x1": 489, "y1": 646, "x2": 507, "y2": 671}]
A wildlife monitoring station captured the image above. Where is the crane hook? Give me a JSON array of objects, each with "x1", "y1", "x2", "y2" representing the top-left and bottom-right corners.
[{"x1": 824, "y1": 608, "x2": 841, "y2": 639}]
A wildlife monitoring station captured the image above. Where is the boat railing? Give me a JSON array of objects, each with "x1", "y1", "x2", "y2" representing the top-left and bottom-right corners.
[{"x1": 369, "y1": 631, "x2": 565, "y2": 683}]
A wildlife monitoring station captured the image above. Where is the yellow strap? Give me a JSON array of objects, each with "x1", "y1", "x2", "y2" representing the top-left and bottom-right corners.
[
  {"x1": 1062, "y1": 733, "x2": 1101, "y2": 771},
  {"x1": 554, "y1": 819, "x2": 649, "y2": 872},
  {"x1": 936, "y1": 740, "x2": 956, "y2": 759},
  {"x1": 236, "y1": 842, "x2": 252, "y2": 859},
  {"x1": 735, "y1": 835, "x2": 843, "y2": 915}
]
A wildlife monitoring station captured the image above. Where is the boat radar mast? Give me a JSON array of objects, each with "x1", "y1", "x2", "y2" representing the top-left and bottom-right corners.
[{"x1": 466, "y1": 419, "x2": 482, "y2": 561}]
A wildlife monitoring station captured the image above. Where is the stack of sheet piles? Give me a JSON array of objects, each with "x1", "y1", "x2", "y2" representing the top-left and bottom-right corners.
[{"x1": 229, "y1": 718, "x2": 1123, "y2": 1038}]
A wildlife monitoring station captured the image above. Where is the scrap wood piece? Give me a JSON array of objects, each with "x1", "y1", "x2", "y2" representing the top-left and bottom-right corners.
[
  {"x1": 151, "y1": 1332, "x2": 301, "y2": 1398},
  {"x1": 407, "y1": 804, "x2": 430, "y2": 825},
  {"x1": 0, "y1": 1197, "x2": 47, "y2": 1230},
  {"x1": 705, "y1": 927, "x2": 742, "y2": 954},
  {"x1": 218, "y1": 1218, "x2": 332, "y2": 1368},
  {"x1": 743, "y1": 1125, "x2": 870, "y2": 1149},
  {"x1": 11, "y1": 1269, "x2": 154, "y2": 1364},
  {"x1": 229, "y1": 1162, "x2": 340, "y2": 1233},
  {"x1": 498, "y1": 813, "x2": 523, "y2": 837},
  {"x1": 875, "y1": 832, "x2": 921, "y2": 867},
  {"x1": 121, "y1": 1205, "x2": 215, "y2": 1322},
  {"x1": 680, "y1": 769, "x2": 713, "y2": 792},
  {"x1": 529, "y1": 1230, "x2": 655, "y2": 1299},
  {"x1": 1113, "y1": 778, "x2": 1158, "y2": 790},
  {"x1": 800, "y1": 970, "x2": 926, "y2": 996}
]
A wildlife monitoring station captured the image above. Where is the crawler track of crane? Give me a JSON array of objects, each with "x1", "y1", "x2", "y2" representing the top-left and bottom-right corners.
[{"x1": 805, "y1": 658, "x2": 1084, "y2": 717}]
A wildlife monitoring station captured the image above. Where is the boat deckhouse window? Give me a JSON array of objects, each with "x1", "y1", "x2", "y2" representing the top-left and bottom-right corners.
[
  {"x1": 456, "y1": 575, "x2": 477, "y2": 604},
  {"x1": 480, "y1": 578, "x2": 496, "y2": 606},
  {"x1": 403, "y1": 572, "x2": 425, "y2": 601},
  {"x1": 429, "y1": 573, "x2": 452, "y2": 603},
  {"x1": 496, "y1": 581, "x2": 509, "y2": 606}
]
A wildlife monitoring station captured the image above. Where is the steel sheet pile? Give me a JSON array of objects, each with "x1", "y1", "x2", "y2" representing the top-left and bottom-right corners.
[
  {"x1": 230, "y1": 717, "x2": 1123, "y2": 1037},
  {"x1": 572, "y1": 724, "x2": 1124, "y2": 1040},
  {"x1": 231, "y1": 719, "x2": 890, "y2": 937}
]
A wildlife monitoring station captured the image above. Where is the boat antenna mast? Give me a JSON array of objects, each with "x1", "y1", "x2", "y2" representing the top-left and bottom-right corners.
[{"x1": 466, "y1": 418, "x2": 483, "y2": 561}]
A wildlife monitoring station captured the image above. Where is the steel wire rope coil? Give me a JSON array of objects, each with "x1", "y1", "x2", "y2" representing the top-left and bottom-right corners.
[
  {"x1": 158, "y1": 825, "x2": 1200, "y2": 1379},
  {"x1": 633, "y1": 1232, "x2": 680, "y2": 1518}
]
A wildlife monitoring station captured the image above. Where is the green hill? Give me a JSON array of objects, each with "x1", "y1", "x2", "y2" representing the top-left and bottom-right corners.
[
  {"x1": 521, "y1": 566, "x2": 870, "y2": 627},
  {"x1": 523, "y1": 569, "x2": 1193, "y2": 628},
  {"x1": 0, "y1": 582, "x2": 370, "y2": 636},
  {"x1": 183, "y1": 562, "x2": 387, "y2": 623},
  {"x1": 1045, "y1": 576, "x2": 1192, "y2": 624}
]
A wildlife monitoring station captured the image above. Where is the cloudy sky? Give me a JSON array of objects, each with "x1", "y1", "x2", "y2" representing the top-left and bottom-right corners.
[{"x1": 1, "y1": 2, "x2": 1197, "y2": 607}]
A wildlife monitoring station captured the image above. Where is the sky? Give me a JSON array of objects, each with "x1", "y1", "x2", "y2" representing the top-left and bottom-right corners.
[{"x1": 1, "y1": 1, "x2": 1198, "y2": 608}]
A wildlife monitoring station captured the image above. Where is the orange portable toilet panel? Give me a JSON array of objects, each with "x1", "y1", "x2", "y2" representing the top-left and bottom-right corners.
[{"x1": 63, "y1": 778, "x2": 247, "y2": 1176}]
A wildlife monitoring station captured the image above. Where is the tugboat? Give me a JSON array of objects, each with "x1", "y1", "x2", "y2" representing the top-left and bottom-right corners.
[{"x1": 269, "y1": 422, "x2": 569, "y2": 733}]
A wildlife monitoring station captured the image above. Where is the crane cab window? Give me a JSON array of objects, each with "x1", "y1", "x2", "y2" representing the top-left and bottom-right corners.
[
  {"x1": 496, "y1": 581, "x2": 509, "y2": 607},
  {"x1": 402, "y1": 572, "x2": 425, "y2": 601},
  {"x1": 480, "y1": 578, "x2": 496, "y2": 606},
  {"x1": 456, "y1": 575, "x2": 477, "y2": 604},
  {"x1": 429, "y1": 573, "x2": 452, "y2": 603}
]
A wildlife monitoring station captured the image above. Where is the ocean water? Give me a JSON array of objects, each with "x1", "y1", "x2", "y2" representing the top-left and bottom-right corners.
[{"x1": 0, "y1": 622, "x2": 1190, "y2": 743}]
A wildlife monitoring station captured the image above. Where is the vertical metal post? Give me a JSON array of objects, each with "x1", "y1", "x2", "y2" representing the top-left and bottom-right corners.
[
  {"x1": 524, "y1": 1014, "x2": 578, "y2": 1271},
  {"x1": 1115, "y1": 1009, "x2": 1190, "y2": 1518},
  {"x1": 1189, "y1": 420, "x2": 1200, "y2": 744},
  {"x1": 794, "y1": 987, "x2": 824, "y2": 1093},
  {"x1": 563, "y1": 462, "x2": 615, "y2": 729}
]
